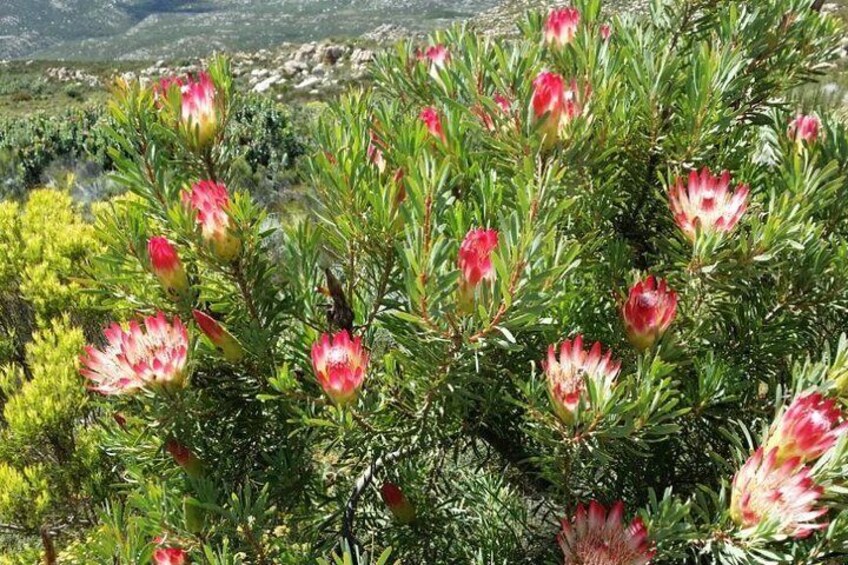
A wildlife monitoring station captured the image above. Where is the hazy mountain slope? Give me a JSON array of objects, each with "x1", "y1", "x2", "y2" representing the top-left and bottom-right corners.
[{"x1": 1, "y1": 0, "x2": 502, "y2": 61}]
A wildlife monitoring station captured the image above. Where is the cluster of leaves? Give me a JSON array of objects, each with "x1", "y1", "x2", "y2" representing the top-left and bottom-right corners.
[
  {"x1": 4, "y1": 0, "x2": 848, "y2": 564},
  {"x1": 0, "y1": 189, "x2": 112, "y2": 562}
]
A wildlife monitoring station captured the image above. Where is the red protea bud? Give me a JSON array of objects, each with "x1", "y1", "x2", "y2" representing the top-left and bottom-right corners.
[
  {"x1": 367, "y1": 130, "x2": 387, "y2": 174},
  {"x1": 182, "y1": 180, "x2": 241, "y2": 262},
  {"x1": 148, "y1": 236, "x2": 190, "y2": 297},
  {"x1": 730, "y1": 447, "x2": 827, "y2": 539},
  {"x1": 165, "y1": 438, "x2": 203, "y2": 479},
  {"x1": 600, "y1": 23, "x2": 612, "y2": 41},
  {"x1": 788, "y1": 114, "x2": 821, "y2": 146},
  {"x1": 380, "y1": 482, "x2": 416, "y2": 524},
  {"x1": 192, "y1": 310, "x2": 244, "y2": 363},
  {"x1": 531, "y1": 72, "x2": 584, "y2": 148},
  {"x1": 419, "y1": 106, "x2": 446, "y2": 143},
  {"x1": 558, "y1": 501, "x2": 655, "y2": 565},
  {"x1": 544, "y1": 8, "x2": 580, "y2": 47},
  {"x1": 153, "y1": 544, "x2": 189, "y2": 565},
  {"x1": 311, "y1": 330, "x2": 368, "y2": 406},
  {"x1": 622, "y1": 276, "x2": 677, "y2": 351},
  {"x1": 180, "y1": 71, "x2": 218, "y2": 150},
  {"x1": 764, "y1": 392, "x2": 847, "y2": 464},
  {"x1": 668, "y1": 168, "x2": 748, "y2": 241},
  {"x1": 457, "y1": 228, "x2": 499, "y2": 312}
]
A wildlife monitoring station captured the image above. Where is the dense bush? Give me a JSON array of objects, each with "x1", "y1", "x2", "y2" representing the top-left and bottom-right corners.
[
  {"x1": 0, "y1": 93, "x2": 303, "y2": 203},
  {"x1": 4, "y1": 0, "x2": 848, "y2": 563}
]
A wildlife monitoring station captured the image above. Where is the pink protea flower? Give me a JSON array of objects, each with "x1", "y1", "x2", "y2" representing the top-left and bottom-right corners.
[
  {"x1": 80, "y1": 313, "x2": 189, "y2": 395},
  {"x1": 788, "y1": 114, "x2": 821, "y2": 145},
  {"x1": 600, "y1": 23, "x2": 612, "y2": 41},
  {"x1": 544, "y1": 8, "x2": 581, "y2": 47},
  {"x1": 192, "y1": 310, "x2": 244, "y2": 363},
  {"x1": 622, "y1": 276, "x2": 678, "y2": 351},
  {"x1": 367, "y1": 130, "x2": 387, "y2": 174},
  {"x1": 668, "y1": 168, "x2": 749, "y2": 241},
  {"x1": 458, "y1": 228, "x2": 499, "y2": 287},
  {"x1": 153, "y1": 544, "x2": 189, "y2": 565},
  {"x1": 558, "y1": 501, "x2": 655, "y2": 565},
  {"x1": 380, "y1": 482, "x2": 416, "y2": 524},
  {"x1": 531, "y1": 72, "x2": 583, "y2": 148},
  {"x1": 422, "y1": 44, "x2": 450, "y2": 69},
  {"x1": 764, "y1": 392, "x2": 847, "y2": 464},
  {"x1": 182, "y1": 180, "x2": 241, "y2": 262},
  {"x1": 730, "y1": 447, "x2": 827, "y2": 539},
  {"x1": 311, "y1": 330, "x2": 369, "y2": 406},
  {"x1": 148, "y1": 236, "x2": 190, "y2": 296},
  {"x1": 180, "y1": 71, "x2": 218, "y2": 149},
  {"x1": 543, "y1": 336, "x2": 621, "y2": 424},
  {"x1": 420, "y1": 106, "x2": 446, "y2": 143}
]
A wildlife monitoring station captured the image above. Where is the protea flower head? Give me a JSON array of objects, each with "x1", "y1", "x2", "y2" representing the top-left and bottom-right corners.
[
  {"x1": 148, "y1": 236, "x2": 190, "y2": 297},
  {"x1": 367, "y1": 130, "x2": 387, "y2": 174},
  {"x1": 311, "y1": 330, "x2": 368, "y2": 406},
  {"x1": 153, "y1": 540, "x2": 189, "y2": 565},
  {"x1": 764, "y1": 392, "x2": 847, "y2": 464},
  {"x1": 420, "y1": 106, "x2": 446, "y2": 143},
  {"x1": 531, "y1": 72, "x2": 583, "y2": 148},
  {"x1": 730, "y1": 447, "x2": 827, "y2": 539},
  {"x1": 558, "y1": 501, "x2": 655, "y2": 565},
  {"x1": 600, "y1": 23, "x2": 612, "y2": 41},
  {"x1": 80, "y1": 312, "x2": 189, "y2": 395},
  {"x1": 380, "y1": 482, "x2": 416, "y2": 524},
  {"x1": 182, "y1": 180, "x2": 241, "y2": 262},
  {"x1": 788, "y1": 114, "x2": 821, "y2": 145},
  {"x1": 192, "y1": 310, "x2": 244, "y2": 363},
  {"x1": 165, "y1": 438, "x2": 203, "y2": 478},
  {"x1": 180, "y1": 71, "x2": 218, "y2": 150},
  {"x1": 668, "y1": 168, "x2": 749, "y2": 241},
  {"x1": 622, "y1": 276, "x2": 677, "y2": 351},
  {"x1": 422, "y1": 44, "x2": 450, "y2": 69},
  {"x1": 544, "y1": 335, "x2": 621, "y2": 424},
  {"x1": 544, "y1": 8, "x2": 581, "y2": 47},
  {"x1": 457, "y1": 228, "x2": 499, "y2": 312}
]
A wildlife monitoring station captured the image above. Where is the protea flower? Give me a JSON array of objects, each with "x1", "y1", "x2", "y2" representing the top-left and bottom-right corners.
[
  {"x1": 622, "y1": 276, "x2": 677, "y2": 351},
  {"x1": 730, "y1": 447, "x2": 827, "y2": 539},
  {"x1": 180, "y1": 71, "x2": 218, "y2": 150},
  {"x1": 311, "y1": 330, "x2": 368, "y2": 406},
  {"x1": 148, "y1": 236, "x2": 190, "y2": 297},
  {"x1": 80, "y1": 313, "x2": 189, "y2": 395},
  {"x1": 531, "y1": 72, "x2": 583, "y2": 148},
  {"x1": 668, "y1": 168, "x2": 749, "y2": 241},
  {"x1": 457, "y1": 228, "x2": 499, "y2": 310},
  {"x1": 422, "y1": 44, "x2": 450, "y2": 69},
  {"x1": 558, "y1": 501, "x2": 655, "y2": 565},
  {"x1": 544, "y1": 336, "x2": 621, "y2": 424},
  {"x1": 182, "y1": 180, "x2": 241, "y2": 262},
  {"x1": 420, "y1": 106, "x2": 446, "y2": 143},
  {"x1": 764, "y1": 392, "x2": 847, "y2": 464},
  {"x1": 600, "y1": 23, "x2": 612, "y2": 41},
  {"x1": 153, "y1": 541, "x2": 189, "y2": 565},
  {"x1": 380, "y1": 482, "x2": 416, "y2": 524},
  {"x1": 367, "y1": 130, "x2": 387, "y2": 174},
  {"x1": 544, "y1": 8, "x2": 581, "y2": 47},
  {"x1": 165, "y1": 438, "x2": 203, "y2": 478},
  {"x1": 192, "y1": 310, "x2": 244, "y2": 363},
  {"x1": 788, "y1": 114, "x2": 821, "y2": 145}
]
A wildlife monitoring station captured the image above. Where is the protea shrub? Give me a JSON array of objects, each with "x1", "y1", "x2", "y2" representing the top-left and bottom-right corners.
[{"x1": 16, "y1": 0, "x2": 848, "y2": 563}]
